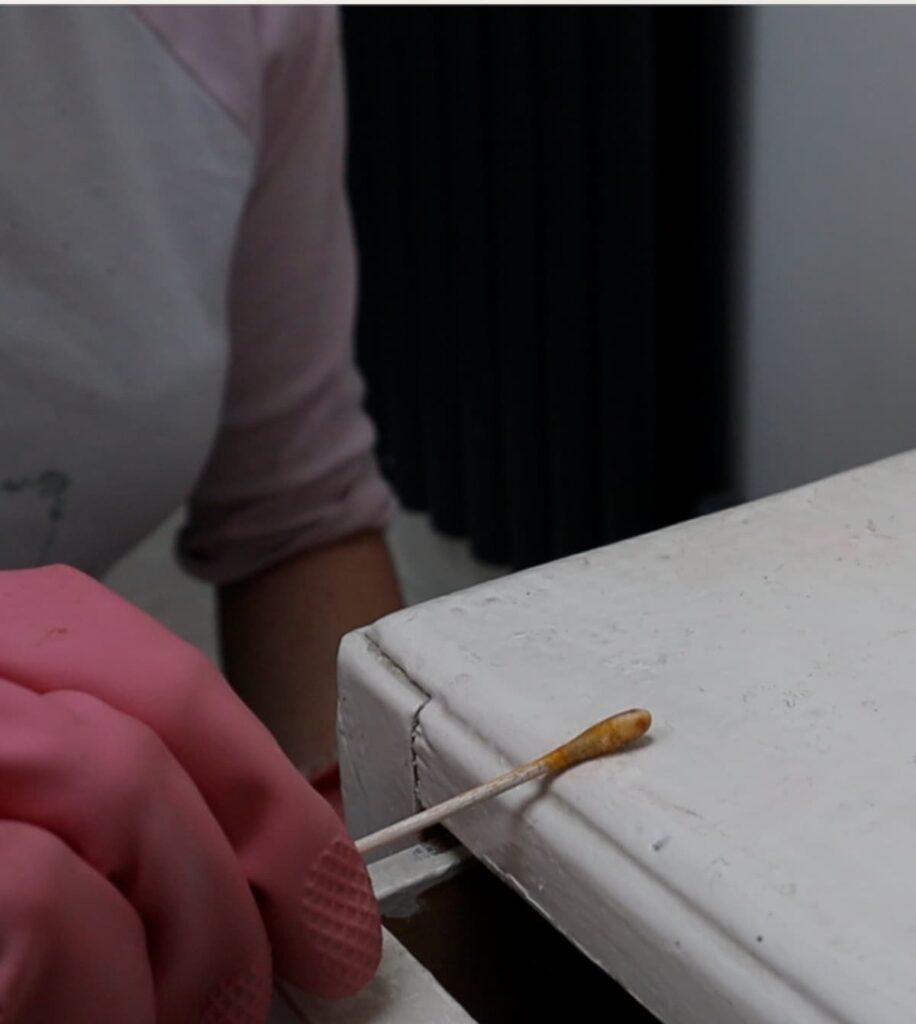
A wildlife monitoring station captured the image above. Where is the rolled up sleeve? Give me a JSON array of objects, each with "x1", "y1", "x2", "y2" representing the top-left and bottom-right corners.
[{"x1": 178, "y1": 7, "x2": 395, "y2": 584}]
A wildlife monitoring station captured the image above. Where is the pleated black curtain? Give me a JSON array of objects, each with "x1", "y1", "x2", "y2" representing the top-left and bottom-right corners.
[{"x1": 342, "y1": 8, "x2": 740, "y2": 569}]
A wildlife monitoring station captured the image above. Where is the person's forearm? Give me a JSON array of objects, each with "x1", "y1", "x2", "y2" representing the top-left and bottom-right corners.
[{"x1": 218, "y1": 530, "x2": 403, "y2": 777}]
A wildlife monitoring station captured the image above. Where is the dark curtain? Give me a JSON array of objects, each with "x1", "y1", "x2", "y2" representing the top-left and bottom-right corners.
[{"x1": 342, "y1": 7, "x2": 740, "y2": 569}]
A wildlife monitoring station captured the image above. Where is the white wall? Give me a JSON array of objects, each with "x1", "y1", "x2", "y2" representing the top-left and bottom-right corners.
[{"x1": 742, "y1": 7, "x2": 916, "y2": 499}]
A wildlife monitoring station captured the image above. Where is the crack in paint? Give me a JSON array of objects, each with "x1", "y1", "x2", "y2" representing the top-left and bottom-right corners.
[
  {"x1": 361, "y1": 631, "x2": 432, "y2": 812},
  {"x1": 408, "y1": 694, "x2": 432, "y2": 809}
]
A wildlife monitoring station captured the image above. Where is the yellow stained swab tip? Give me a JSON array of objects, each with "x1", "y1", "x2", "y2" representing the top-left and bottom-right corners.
[{"x1": 539, "y1": 708, "x2": 652, "y2": 772}]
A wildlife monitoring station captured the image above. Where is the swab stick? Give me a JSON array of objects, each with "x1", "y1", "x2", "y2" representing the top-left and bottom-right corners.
[{"x1": 355, "y1": 708, "x2": 652, "y2": 857}]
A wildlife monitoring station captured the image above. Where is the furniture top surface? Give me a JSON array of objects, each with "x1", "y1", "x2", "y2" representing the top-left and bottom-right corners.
[{"x1": 365, "y1": 451, "x2": 916, "y2": 1022}]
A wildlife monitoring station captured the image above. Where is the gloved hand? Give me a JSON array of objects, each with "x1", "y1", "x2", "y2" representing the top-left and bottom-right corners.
[{"x1": 0, "y1": 565, "x2": 381, "y2": 1023}]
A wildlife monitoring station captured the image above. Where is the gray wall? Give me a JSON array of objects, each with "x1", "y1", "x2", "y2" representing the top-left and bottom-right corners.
[{"x1": 742, "y1": 7, "x2": 916, "y2": 499}]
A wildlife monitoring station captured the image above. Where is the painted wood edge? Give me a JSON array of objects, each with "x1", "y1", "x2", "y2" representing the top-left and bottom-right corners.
[
  {"x1": 368, "y1": 830, "x2": 472, "y2": 919},
  {"x1": 274, "y1": 928, "x2": 479, "y2": 1024},
  {"x1": 413, "y1": 700, "x2": 844, "y2": 1024},
  {"x1": 338, "y1": 628, "x2": 431, "y2": 858}
]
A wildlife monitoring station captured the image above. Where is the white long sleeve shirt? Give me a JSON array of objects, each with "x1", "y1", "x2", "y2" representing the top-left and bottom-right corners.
[{"x1": 0, "y1": 5, "x2": 394, "y2": 582}]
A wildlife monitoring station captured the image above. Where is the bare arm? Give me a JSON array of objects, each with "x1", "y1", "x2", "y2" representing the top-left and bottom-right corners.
[
  {"x1": 181, "y1": 12, "x2": 402, "y2": 778},
  {"x1": 218, "y1": 530, "x2": 403, "y2": 778}
]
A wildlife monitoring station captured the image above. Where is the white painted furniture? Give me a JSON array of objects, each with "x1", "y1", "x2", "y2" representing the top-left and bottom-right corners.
[
  {"x1": 270, "y1": 928, "x2": 476, "y2": 1024},
  {"x1": 341, "y1": 451, "x2": 916, "y2": 1024}
]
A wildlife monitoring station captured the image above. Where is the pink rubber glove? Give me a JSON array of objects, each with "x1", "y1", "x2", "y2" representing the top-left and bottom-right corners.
[{"x1": 0, "y1": 565, "x2": 381, "y2": 1023}]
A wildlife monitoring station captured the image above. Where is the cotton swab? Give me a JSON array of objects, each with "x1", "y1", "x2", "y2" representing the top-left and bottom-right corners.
[{"x1": 355, "y1": 708, "x2": 652, "y2": 856}]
